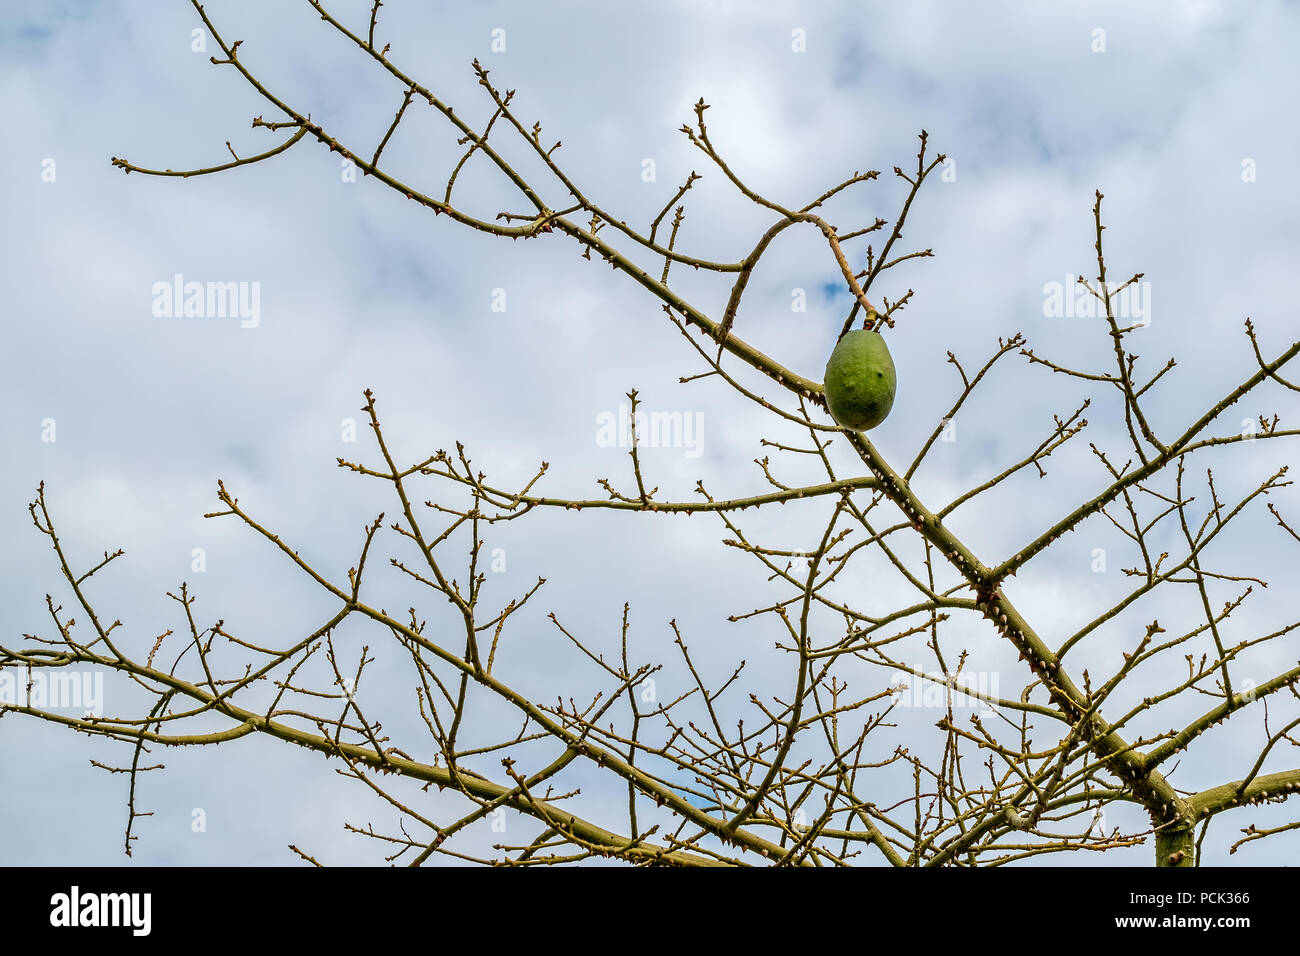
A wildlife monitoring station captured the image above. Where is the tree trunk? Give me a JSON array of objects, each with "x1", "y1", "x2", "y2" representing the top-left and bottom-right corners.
[{"x1": 1155, "y1": 821, "x2": 1196, "y2": 867}]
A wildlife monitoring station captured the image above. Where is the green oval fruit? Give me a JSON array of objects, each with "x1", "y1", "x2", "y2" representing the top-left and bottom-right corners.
[{"x1": 823, "y1": 330, "x2": 896, "y2": 430}]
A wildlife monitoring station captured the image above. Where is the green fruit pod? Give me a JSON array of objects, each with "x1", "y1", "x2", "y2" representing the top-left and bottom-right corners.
[{"x1": 823, "y1": 329, "x2": 897, "y2": 431}]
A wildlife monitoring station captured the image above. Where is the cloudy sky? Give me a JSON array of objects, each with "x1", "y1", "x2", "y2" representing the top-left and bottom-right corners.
[{"x1": 3, "y1": 1, "x2": 1299, "y2": 866}]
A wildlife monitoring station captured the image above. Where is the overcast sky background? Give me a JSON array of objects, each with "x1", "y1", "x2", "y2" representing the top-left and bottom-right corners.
[{"x1": 3, "y1": 1, "x2": 1300, "y2": 866}]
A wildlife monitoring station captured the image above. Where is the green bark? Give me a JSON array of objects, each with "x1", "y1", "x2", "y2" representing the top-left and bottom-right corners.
[{"x1": 1155, "y1": 822, "x2": 1196, "y2": 867}]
